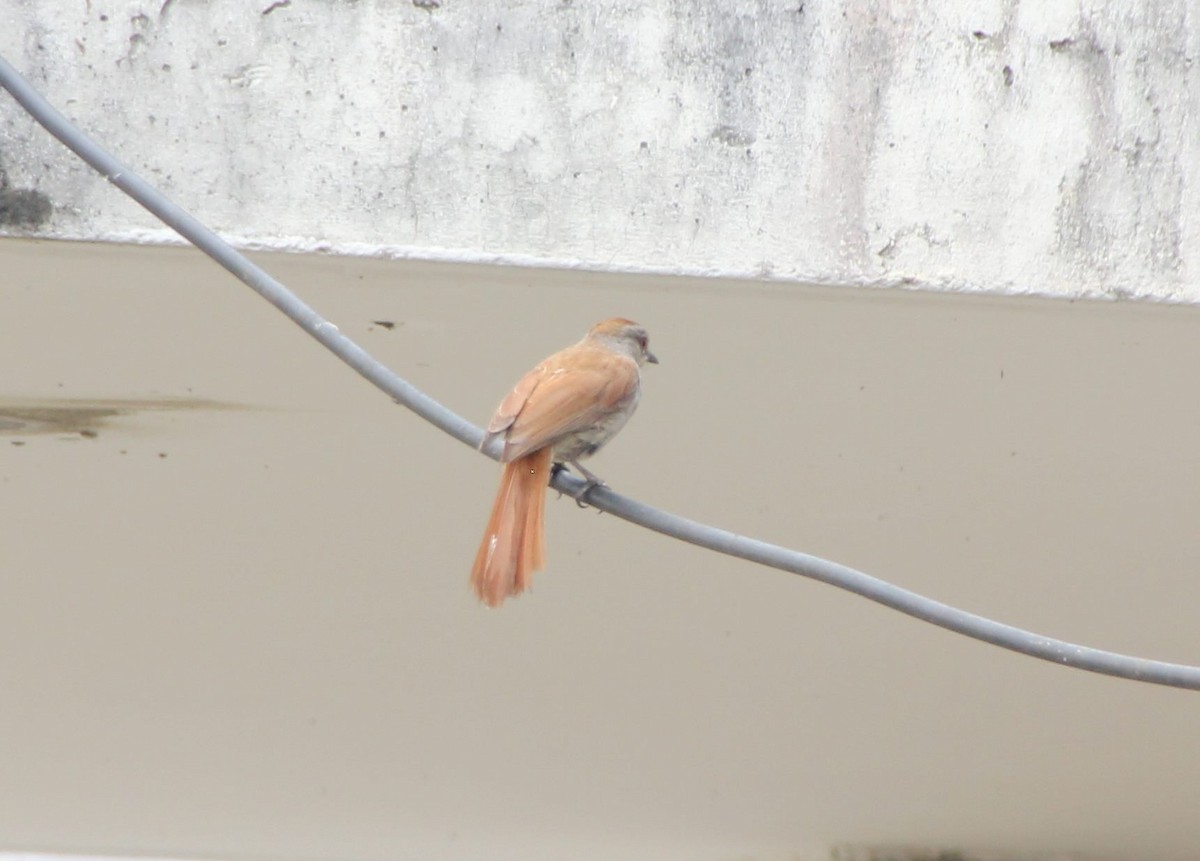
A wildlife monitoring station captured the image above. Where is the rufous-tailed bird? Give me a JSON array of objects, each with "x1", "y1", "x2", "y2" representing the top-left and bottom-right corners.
[{"x1": 471, "y1": 318, "x2": 657, "y2": 607}]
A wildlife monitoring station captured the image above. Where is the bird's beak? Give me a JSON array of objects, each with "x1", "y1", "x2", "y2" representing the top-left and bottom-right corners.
[{"x1": 646, "y1": 350, "x2": 659, "y2": 364}]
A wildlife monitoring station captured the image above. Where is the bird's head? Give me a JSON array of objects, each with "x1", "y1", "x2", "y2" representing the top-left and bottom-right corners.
[{"x1": 587, "y1": 318, "x2": 658, "y2": 366}]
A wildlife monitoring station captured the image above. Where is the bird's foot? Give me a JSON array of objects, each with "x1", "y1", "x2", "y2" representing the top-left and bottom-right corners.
[
  {"x1": 551, "y1": 461, "x2": 607, "y2": 509},
  {"x1": 572, "y1": 476, "x2": 606, "y2": 509},
  {"x1": 565, "y1": 459, "x2": 607, "y2": 509}
]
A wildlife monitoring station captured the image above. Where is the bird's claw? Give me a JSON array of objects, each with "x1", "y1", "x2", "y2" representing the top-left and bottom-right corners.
[
  {"x1": 551, "y1": 462, "x2": 606, "y2": 510},
  {"x1": 573, "y1": 478, "x2": 606, "y2": 509}
]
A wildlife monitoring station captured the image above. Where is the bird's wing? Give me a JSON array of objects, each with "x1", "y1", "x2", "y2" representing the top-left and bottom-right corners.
[
  {"x1": 486, "y1": 361, "x2": 547, "y2": 436},
  {"x1": 493, "y1": 345, "x2": 639, "y2": 461}
]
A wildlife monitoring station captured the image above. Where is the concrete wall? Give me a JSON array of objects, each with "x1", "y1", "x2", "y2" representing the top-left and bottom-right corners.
[{"x1": 3, "y1": 0, "x2": 1200, "y2": 300}]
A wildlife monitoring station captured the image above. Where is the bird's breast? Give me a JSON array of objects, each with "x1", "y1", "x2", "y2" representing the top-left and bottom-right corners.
[{"x1": 551, "y1": 385, "x2": 640, "y2": 462}]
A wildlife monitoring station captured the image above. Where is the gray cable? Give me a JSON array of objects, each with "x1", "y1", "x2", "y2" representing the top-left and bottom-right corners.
[{"x1": 3, "y1": 54, "x2": 1197, "y2": 691}]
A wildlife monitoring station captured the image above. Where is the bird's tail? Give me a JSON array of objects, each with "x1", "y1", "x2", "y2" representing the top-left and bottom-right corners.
[{"x1": 470, "y1": 447, "x2": 553, "y2": 607}]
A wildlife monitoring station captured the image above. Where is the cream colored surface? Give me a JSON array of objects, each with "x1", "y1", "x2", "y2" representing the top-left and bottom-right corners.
[{"x1": 1, "y1": 238, "x2": 1199, "y2": 861}]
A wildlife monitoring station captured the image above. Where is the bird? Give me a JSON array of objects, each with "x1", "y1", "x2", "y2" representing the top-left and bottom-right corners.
[{"x1": 470, "y1": 318, "x2": 658, "y2": 607}]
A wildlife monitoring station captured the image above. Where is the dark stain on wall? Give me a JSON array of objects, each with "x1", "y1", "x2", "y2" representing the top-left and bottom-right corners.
[{"x1": 0, "y1": 164, "x2": 53, "y2": 228}]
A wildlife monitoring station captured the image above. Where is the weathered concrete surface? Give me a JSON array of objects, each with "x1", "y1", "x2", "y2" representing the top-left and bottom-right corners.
[
  {"x1": 2, "y1": 237, "x2": 1200, "y2": 860},
  {"x1": 3, "y1": 1, "x2": 1199, "y2": 300}
]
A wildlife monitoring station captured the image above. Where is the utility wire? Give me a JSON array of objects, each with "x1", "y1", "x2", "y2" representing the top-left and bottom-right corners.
[{"x1": 2, "y1": 54, "x2": 1197, "y2": 691}]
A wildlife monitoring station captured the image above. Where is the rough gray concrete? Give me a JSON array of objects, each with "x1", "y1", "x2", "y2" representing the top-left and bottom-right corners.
[{"x1": 3, "y1": 1, "x2": 1200, "y2": 299}]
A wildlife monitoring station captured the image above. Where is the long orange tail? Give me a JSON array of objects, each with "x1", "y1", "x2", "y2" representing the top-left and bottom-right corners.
[{"x1": 470, "y1": 447, "x2": 554, "y2": 607}]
